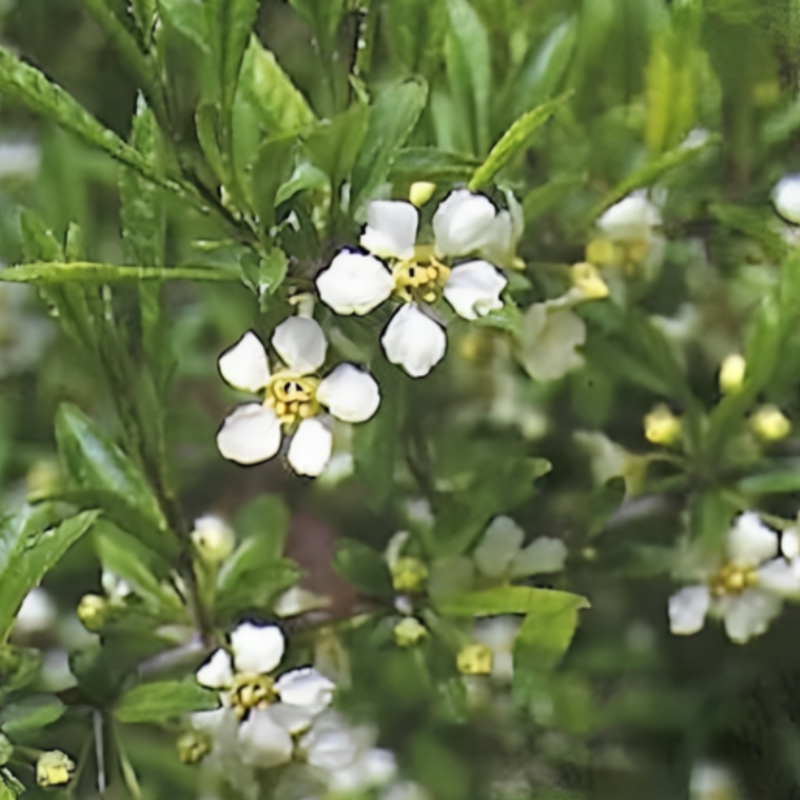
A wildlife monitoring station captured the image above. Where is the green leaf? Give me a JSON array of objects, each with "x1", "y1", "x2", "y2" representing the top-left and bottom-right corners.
[
  {"x1": 710, "y1": 203, "x2": 789, "y2": 264},
  {"x1": 288, "y1": 0, "x2": 346, "y2": 58},
  {"x1": 738, "y1": 471, "x2": 800, "y2": 495},
  {"x1": 257, "y1": 249, "x2": 289, "y2": 305},
  {"x1": 386, "y1": 0, "x2": 447, "y2": 76},
  {"x1": 446, "y1": 0, "x2": 491, "y2": 155},
  {"x1": 0, "y1": 646, "x2": 43, "y2": 702},
  {"x1": 0, "y1": 695, "x2": 66, "y2": 735},
  {"x1": 0, "y1": 262, "x2": 239, "y2": 285},
  {"x1": 306, "y1": 103, "x2": 370, "y2": 191},
  {"x1": 389, "y1": 147, "x2": 479, "y2": 183},
  {"x1": 0, "y1": 508, "x2": 99, "y2": 645},
  {"x1": 468, "y1": 93, "x2": 569, "y2": 190},
  {"x1": 351, "y1": 78, "x2": 429, "y2": 211},
  {"x1": 251, "y1": 135, "x2": 296, "y2": 230},
  {"x1": 114, "y1": 679, "x2": 220, "y2": 723},
  {"x1": 473, "y1": 304, "x2": 524, "y2": 335},
  {"x1": 332, "y1": 538, "x2": 393, "y2": 598},
  {"x1": 233, "y1": 494, "x2": 290, "y2": 561}
]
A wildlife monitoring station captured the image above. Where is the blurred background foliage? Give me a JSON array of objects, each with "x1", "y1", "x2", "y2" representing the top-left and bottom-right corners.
[{"x1": 3, "y1": 0, "x2": 800, "y2": 799}]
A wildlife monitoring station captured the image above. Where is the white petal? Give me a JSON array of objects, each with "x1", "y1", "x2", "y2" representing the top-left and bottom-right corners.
[
  {"x1": 287, "y1": 417, "x2": 333, "y2": 477},
  {"x1": 191, "y1": 706, "x2": 237, "y2": 735},
  {"x1": 360, "y1": 200, "x2": 419, "y2": 260},
  {"x1": 668, "y1": 585, "x2": 710, "y2": 635},
  {"x1": 238, "y1": 708, "x2": 293, "y2": 768},
  {"x1": 304, "y1": 726, "x2": 360, "y2": 772},
  {"x1": 722, "y1": 589, "x2": 782, "y2": 644},
  {"x1": 196, "y1": 648, "x2": 234, "y2": 689},
  {"x1": 756, "y1": 558, "x2": 800, "y2": 597},
  {"x1": 473, "y1": 516, "x2": 524, "y2": 578},
  {"x1": 330, "y1": 749, "x2": 397, "y2": 793},
  {"x1": 266, "y1": 701, "x2": 316, "y2": 734},
  {"x1": 596, "y1": 193, "x2": 660, "y2": 242},
  {"x1": 218, "y1": 331, "x2": 270, "y2": 392},
  {"x1": 15, "y1": 588, "x2": 56, "y2": 634},
  {"x1": 511, "y1": 537, "x2": 568, "y2": 577},
  {"x1": 230, "y1": 622, "x2": 285, "y2": 675},
  {"x1": 316, "y1": 251, "x2": 394, "y2": 316},
  {"x1": 316, "y1": 364, "x2": 380, "y2": 423},
  {"x1": 381, "y1": 304, "x2": 447, "y2": 378},
  {"x1": 783, "y1": 528, "x2": 800, "y2": 559},
  {"x1": 519, "y1": 306, "x2": 586, "y2": 382},
  {"x1": 726, "y1": 512, "x2": 778, "y2": 567},
  {"x1": 432, "y1": 190, "x2": 498, "y2": 258},
  {"x1": 216, "y1": 404, "x2": 282, "y2": 465},
  {"x1": 275, "y1": 667, "x2": 335, "y2": 715},
  {"x1": 773, "y1": 174, "x2": 800, "y2": 224},
  {"x1": 271, "y1": 316, "x2": 327, "y2": 374},
  {"x1": 443, "y1": 260, "x2": 507, "y2": 321}
]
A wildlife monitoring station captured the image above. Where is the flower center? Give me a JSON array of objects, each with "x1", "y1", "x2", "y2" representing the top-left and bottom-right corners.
[
  {"x1": 392, "y1": 246, "x2": 450, "y2": 305},
  {"x1": 264, "y1": 373, "x2": 320, "y2": 426},
  {"x1": 709, "y1": 563, "x2": 758, "y2": 597},
  {"x1": 231, "y1": 674, "x2": 278, "y2": 720}
]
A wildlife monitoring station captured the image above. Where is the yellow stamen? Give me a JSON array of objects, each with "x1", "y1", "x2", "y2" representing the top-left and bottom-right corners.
[
  {"x1": 231, "y1": 674, "x2": 278, "y2": 721},
  {"x1": 264, "y1": 373, "x2": 320, "y2": 427}
]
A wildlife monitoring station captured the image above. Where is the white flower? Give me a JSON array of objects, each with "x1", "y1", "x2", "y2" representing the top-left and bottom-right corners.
[
  {"x1": 668, "y1": 512, "x2": 800, "y2": 644},
  {"x1": 216, "y1": 317, "x2": 380, "y2": 476},
  {"x1": 191, "y1": 515, "x2": 236, "y2": 563},
  {"x1": 473, "y1": 616, "x2": 522, "y2": 682},
  {"x1": 689, "y1": 761, "x2": 742, "y2": 800},
  {"x1": 14, "y1": 588, "x2": 56, "y2": 635},
  {"x1": 518, "y1": 304, "x2": 585, "y2": 382},
  {"x1": 597, "y1": 192, "x2": 661, "y2": 242},
  {"x1": 195, "y1": 622, "x2": 336, "y2": 769},
  {"x1": 316, "y1": 193, "x2": 511, "y2": 378},
  {"x1": 772, "y1": 174, "x2": 800, "y2": 224}
]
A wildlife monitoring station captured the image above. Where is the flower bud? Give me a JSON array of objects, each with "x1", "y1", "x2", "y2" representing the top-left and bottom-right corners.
[
  {"x1": 176, "y1": 730, "x2": 212, "y2": 765},
  {"x1": 77, "y1": 594, "x2": 108, "y2": 632},
  {"x1": 719, "y1": 354, "x2": 746, "y2": 394},
  {"x1": 390, "y1": 557, "x2": 429, "y2": 593},
  {"x1": 750, "y1": 404, "x2": 791, "y2": 442},
  {"x1": 409, "y1": 182, "x2": 436, "y2": 208},
  {"x1": 36, "y1": 751, "x2": 75, "y2": 787},
  {"x1": 393, "y1": 617, "x2": 428, "y2": 648},
  {"x1": 456, "y1": 643, "x2": 493, "y2": 676},
  {"x1": 772, "y1": 174, "x2": 800, "y2": 224},
  {"x1": 585, "y1": 237, "x2": 619, "y2": 266},
  {"x1": 570, "y1": 262, "x2": 609, "y2": 300},
  {"x1": 644, "y1": 404, "x2": 682, "y2": 446},
  {"x1": 191, "y1": 515, "x2": 236, "y2": 563}
]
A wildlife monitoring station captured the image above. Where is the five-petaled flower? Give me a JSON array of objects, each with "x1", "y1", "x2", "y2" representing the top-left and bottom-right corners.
[
  {"x1": 195, "y1": 622, "x2": 335, "y2": 768},
  {"x1": 668, "y1": 512, "x2": 800, "y2": 644},
  {"x1": 316, "y1": 190, "x2": 511, "y2": 378},
  {"x1": 216, "y1": 316, "x2": 380, "y2": 476}
]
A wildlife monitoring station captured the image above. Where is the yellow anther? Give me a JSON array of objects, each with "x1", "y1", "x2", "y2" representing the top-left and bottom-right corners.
[
  {"x1": 391, "y1": 557, "x2": 429, "y2": 593},
  {"x1": 393, "y1": 617, "x2": 428, "y2": 648},
  {"x1": 231, "y1": 674, "x2": 277, "y2": 720},
  {"x1": 77, "y1": 594, "x2": 109, "y2": 632},
  {"x1": 710, "y1": 563, "x2": 757, "y2": 597},
  {"x1": 750, "y1": 405, "x2": 791, "y2": 442},
  {"x1": 409, "y1": 182, "x2": 437, "y2": 207},
  {"x1": 264, "y1": 373, "x2": 320, "y2": 428},
  {"x1": 719, "y1": 354, "x2": 746, "y2": 395},
  {"x1": 570, "y1": 262, "x2": 609, "y2": 299},
  {"x1": 36, "y1": 751, "x2": 75, "y2": 787},
  {"x1": 456, "y1": 643, "x2": 493, "y2": 676},
  {"x1": 585, "y1": 238, "x2": 619, "y2": 266},
  {"x1": 391, "y1": 249, "x2": 450, "y2": 305},
  {"x1": 644, "y1": 404, "x2": 682, "y2": 446},
  {"x1": 176, "y1": 730, "x2": 212, "y2": 764}
]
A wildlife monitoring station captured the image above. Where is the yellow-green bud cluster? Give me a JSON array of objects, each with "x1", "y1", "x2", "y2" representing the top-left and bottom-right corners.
[{"x1": 36, "y1": 751, "x2": 75, "y2": 788}]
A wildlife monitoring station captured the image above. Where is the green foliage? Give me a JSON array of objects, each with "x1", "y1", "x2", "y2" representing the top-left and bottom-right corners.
[{"x1": 114, "y1": 680, "x2": 220, "y2": 723}]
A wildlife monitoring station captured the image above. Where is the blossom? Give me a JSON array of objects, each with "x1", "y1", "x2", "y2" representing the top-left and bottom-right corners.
[
  {"x1": 316, "y1": 191, "x2": 511, "y2": 377},
  {"x1": 195, "y1": 622, "x2": 335, "y2": 768},
  {"x1": 772, "y1": 174, "x2": 800, "y2": 224},
  {"x1": 668, "y1": 513, "x2": 800, "y2": 643},
  {"x1": 518, "y1": 304, "x2": 586, "y2": 382},
  {"x1": 216, "y1": 317, "x2": 380, "y2": 476}
]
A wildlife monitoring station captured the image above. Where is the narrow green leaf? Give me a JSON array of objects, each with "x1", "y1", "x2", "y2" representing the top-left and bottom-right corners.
[
  {"x1": 0, "y1": 695, "x2": 66, "y2": 735},
  {"x1": 114, "y1": 680, "x2": 220, "y2": 723},
  {"x1": 215, "y1": 553, "x2": 300, "y2": 617},
  {"x1": 257, "y1": 248, "x2": 289, "y2": 303},
  {"x1": 468, "y1": 93, "x2": 569, "y2": 190},
  {"x1": 306, "y1": 103, "x2": 370, "y2": 191},
  {"x1": 710, "y1": 203, "x2": 789, "y2": 264},
  {"x1": 251, "y1": 135, "x2": 296, "y2": 230},
  {"x1": 739, "y1": 471, "x2": 800, "y2": 495},
  {"x1": 233, "y1": 494, "x2": 290, "y2": 561},
  {"x1": 0, "y1": 262, "x2": 239, "y2": 285},
  {"x1": 332, "y1": 539, "x2": 393, "y2": 598},
  {"x1": 390, "y1": 147, "x2": 479, "y2": 182},
  {"x1": 436, "y1": 586, "x2": 588, "y2": 617}
]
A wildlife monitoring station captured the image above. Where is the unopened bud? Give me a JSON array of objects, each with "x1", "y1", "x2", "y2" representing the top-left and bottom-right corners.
[
  {"x1": 719, "y1": 354, "x2": 746, "y2": 394},
  {"x1": 391, "y1": 557, "x2": 429, "y2": 593},
  {"x1": 750, "y1": 404, "x2": 791, "y2": 442},
  {"x1": 644, "y1": 404, "x2": 682, "y2": 446},
  {"x1": 36, "y1": 751, "x2": 75, "y2": 787},
  {"x1": 191, "y1": 515, "x2": 236, "y2": 563},
  {"x1": 176, "y1": 730, "x2": 212, "y2": 765},
  {"x1": 77, "y1": 594, "x2": 108, "y2": 632},
  {"x1": 570, "y1": 262, "x2": 609, "y2": 300},
  {"x1": 585, "y1": 238, "x2": 619, "y2": 267},
  {"x1": 456, "y1": 643, "x2": 493, "y2": 676},
  {"x1": 393, "y1": 617, "x2": 428, "y2": 648},
  {"x1": 409, "y1": 182, "x2": 436, "y2": 208}
]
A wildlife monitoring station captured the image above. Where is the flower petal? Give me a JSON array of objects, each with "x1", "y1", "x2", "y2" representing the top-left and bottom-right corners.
[
  {"x1": 511, "y1": 537, "x2": 568, "y2": 577},
  {"x1": 218, "y1": 331, "x2": 271, "y2": 392},
  {"x1": 360, "y1": 200, "x2": 419, "y2": 260},
  {"x1": 267, "y1": 701, "x2": 316, "y2": 734},
  {"x1": 381, "y1": 304, "x2": 447, "y2": 378},
  {"x1": 216, "y1": 404, "x2": 282, "y2": 465},
  {"x1": 722, "y1": 588, "x2": 781, "y2": 644},
  {"x1": 196, "y1": 648, "x2": 234, "y2": 689},
  {"x1": 519, "y1": 306, "x2": 585, "y2": 382},
  {"x1": 443, "y1": 260, "x2": 507, "y2": 321},
  {"x1": 668, "y1": 585, "x2": 710, "y2": 635},
  {"x1": 230, "y1": 622, "x2": 285, "y2": 675},
  {"x1": 316, "y1": 251, "x2": 394, "y2": 316},
  {"x1": 330, "y1": 749, "x2": 397, "y2": 794},
  {"x1": 433, "y1": 190, "x2": 498, "y2": 258},
  {"x1": 596, "y1": 192, "x2": 661, "y2": 242},
  {"x1": 287, "y1": 417, "x2": 333, "y2": 477},
  {"x1": 275, "y1": 667, "x2": 336, "y2": 715},
  {"x1": 271, "y1": 316, "x2": 327, "y2": 374},
  {"x1": 316, "y1": 363, "x2": 380, "y2": 423},
  {"x1": 783, "y1": 528, "x2": 800, "y2": 559},
  {"x1": 756, "y1": 558, "x2": 800, "y2": 598},
  {"x1": 473, "y1": 516, "x2": 524, "y2": 579},
  {"x1": 238, "y1": 708, "x2": 293, "y2": 768},
  {"x1": 773, "y1": 174, "x2": 800, "y2": 224},
  {"x1": 726, "y1": 512, "x2": 778, "y2": 567}
]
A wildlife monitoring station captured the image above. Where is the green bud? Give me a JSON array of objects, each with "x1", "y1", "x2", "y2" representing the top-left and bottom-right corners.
[
  {"x1": 176, "y1": 730, "x2": 212, "y2": 765},
  {"x1": 393, "y1": 617, "x2": 428, "y2": 648},
  {"x1": 77, "y1": 594, "x2": 108, "y2": 632},
  {"x1": 391, "y1": 557, "x2": 429, "y2": 593}
]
